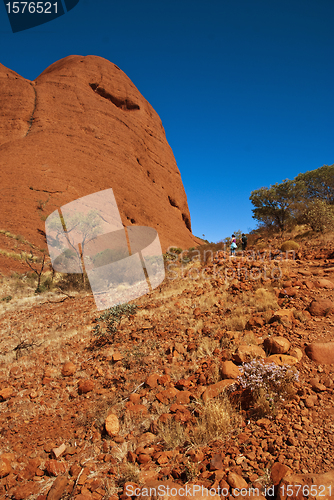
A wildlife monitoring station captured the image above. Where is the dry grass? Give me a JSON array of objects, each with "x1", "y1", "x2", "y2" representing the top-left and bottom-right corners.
[
  {"x1": 191, "y1": 394, "x2": 241, "y2": 446},
  {"x1": 118, "y1": 463, "x2": 141, "y2": 485},
  {"x1": 225, "y1": 310, "x2": 247, "y2": 331},
  {"x1": 245, "y1": 287, "x2": 279, "y2": 312},
  {"x1": 196, "y1": 337, "x2": 219, "y2": 358},
  {"x1": 157, "y1": 393, "x2": 241, "y2": 450},
  {"x1": 241, "y1": 332, "x2": 258, "y2": 345},
  {"x1": 158, "y1": 419, "x2": 187, "y2": 450}
]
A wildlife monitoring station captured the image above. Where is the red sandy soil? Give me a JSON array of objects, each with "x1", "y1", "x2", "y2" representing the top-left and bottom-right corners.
[{"x1": 0, "y1": 240, "x2": 334, "y2": 499}]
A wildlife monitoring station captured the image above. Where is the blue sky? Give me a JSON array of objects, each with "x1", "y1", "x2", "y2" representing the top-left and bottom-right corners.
[{"x1": 1, "y1": 0, "x2": 334, "y2": 242}]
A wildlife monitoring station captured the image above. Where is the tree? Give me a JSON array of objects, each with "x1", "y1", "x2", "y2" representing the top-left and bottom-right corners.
[
  {"x1": 46, "y1": 210, "x2": 102, "y2": 287},
  {"x1": 249, "y1": 164, "x2": 334, "y2": 234},
  {"x1": 249, "y1": 180, "x2": 299, "y2": 234},
  {"x1": 295, "y1": 164, "x2": 334, "y2": 205},
  {"x1": 302, "y1": 200, "x2": 334, "y2": 232}
]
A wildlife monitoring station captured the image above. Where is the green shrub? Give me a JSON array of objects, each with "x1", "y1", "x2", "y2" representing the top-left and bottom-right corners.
[
  {"x1": 1, "y1": 295, "x2": 12, "y2": 302},
  {"x1": 280, "y1": 240, "x2": 300, "y2": 252},
  {"x1": 303, "y1": 200, "x2": 334, "y2": 233},
  {"x1": 93, "y1": 303, "x2": 138, "y2": 339},
  {"x1": 169, "y1": 247, "x2": 183, "y2": 254}
]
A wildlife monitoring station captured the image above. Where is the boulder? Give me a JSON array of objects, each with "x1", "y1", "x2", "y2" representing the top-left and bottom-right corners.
[
  {"x1": 263, "y1": 336, "x2": 291, "y2": 354},
  {"x1": 0, "y1": 56, "x2": 200, "y2": 277},
  {"x1": 232, "y1": 344, "x2": 266, "y2": 363},
  {"x1": 202, "y1": 380, "x2": 235, "y2": 402},
  {"x1": 277, "y1": 469, "x2": 334, "y2": 500},
  {"x1": 305, "y1": 342, "x2": 334, "y2": 364},
  {"x1": 307, "y1": 299, "x2": 334, "y2": 317},
  {"x1": 220, "y1": 360, "x2": 241, "y2": 379},
  {"x1": 315, "y1": 279, "x2": 334, "y2": 289},
  {"x1": 265, "y1": 354, "x2": 299, "y2": 366}
]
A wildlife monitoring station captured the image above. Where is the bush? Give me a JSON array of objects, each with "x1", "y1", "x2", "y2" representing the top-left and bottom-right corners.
[
  {"x1": 280, "y1": 240, "x2": 300, "y2": 252},
  {"x1": 303, "y1": 200, "x2": 334, "y2": 233},
  {"x1": 57, "y1": 272, "x2": 91, "y2": 292},
  {"x1": 93, "y1": 303, "x2": 138, "y2": 339},
  {"x1": 236, "y1": 359, "x2": 299, "y2": 416}
]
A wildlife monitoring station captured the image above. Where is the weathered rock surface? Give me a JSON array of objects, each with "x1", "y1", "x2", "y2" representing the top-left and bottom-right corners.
[
  {"x1": 263, "y1": 336, "x2": 291, "y2": 354},
  {"x1": 0, "y1": 56, "x2": 200, "y2": 275},
  {"x1": 307, "y1": 299, "x2": 334, "y2": 317},
  {"x1": 277, "y1": 469, "x2": 334, "y2": 500},
  {"x1": 305, "y1": 342, "x2": 334, "y2": 364}
]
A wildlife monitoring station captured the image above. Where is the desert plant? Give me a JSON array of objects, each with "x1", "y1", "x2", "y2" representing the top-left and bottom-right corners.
[
  {"x1": 303, "y1": 199, "x2": 334, "y2": 233},
  {"x1": 1, "y1": 295, "x2": 12, "y2": 302},
  {"x1": 117, "y1": 463, "x2": 141, "y2": 486},
  {"x1": 93, "y1": 303, "x2": 138, "y2": 339},
  {"x1": 24, "y1": 250, "x2": 46, "y2": 293},
  {"x1": 236, "y1": 359, "x2": 299, "y2": 416},
  {"x1": 191, "y1": 394, "x2": 241, "y2": 446},
  {"x1": 158, "y1": 418, "x2": 187, "y2": 450},
  {"x1": 280, "y1": 240, "x2": 300, "y2": 252}
]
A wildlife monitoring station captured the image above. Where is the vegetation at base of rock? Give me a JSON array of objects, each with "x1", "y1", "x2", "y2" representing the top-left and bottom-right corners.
[
  {"x1": 280, "y1": 240, "x2": 300, "y2": 252},
  {"x1": 93, "y1": 303, "x2": 138, "y2": 339}
]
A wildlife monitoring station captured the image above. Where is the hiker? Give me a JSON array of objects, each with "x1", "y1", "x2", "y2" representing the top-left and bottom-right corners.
[
  {"x1": 230, "y1": 234, "x2": 237, "y2": 256},
  {"x1": 242, "y1": 233, "x2": 248, "y2": 251}
]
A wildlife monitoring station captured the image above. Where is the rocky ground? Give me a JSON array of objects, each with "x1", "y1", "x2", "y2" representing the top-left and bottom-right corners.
[{"x1": 0, "y1": 239, "x2": 334, "y2": 500}]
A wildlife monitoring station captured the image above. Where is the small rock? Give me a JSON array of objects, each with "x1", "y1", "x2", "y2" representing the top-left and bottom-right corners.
[
  {"x1": 0, "y1": 387, "x2": 14, "y2": 401},
  {"x1": 0, "y1": 456, "x2": 11, "y2": 478},
  {"x1": 112, "y1": 351, "x2": 123, "y2": 362},
  {"x1": 105, "y1": 414, "x2": 119, "y2": 436},
  {"x1": 129, "y1": 393, "x2": 141, "y2": 404},
  {"x1": 264, "y1": 336, "x2": 290, "y2": 354},
  {"x1": 232, "y1": 344, "x2": 266, "y2": 363},
  {"x1": 61, "y1": 362, "x2": 76, "y2": 377},
  {"x1": 304, "y1": 395, "x2": 317, "y2": 408},
  {"x1": 202, "y1": 380, "x2": 235, "y2": 402},
  {"x1": 137, "y1": 454, "x2": 151, "y2": 464},
  {"x1": 305, "y1": 342, "x2": 334, "y2": 364},
  {"x1": 307, "y1": 299, "x2": 334, "y2": 317},
  {"x1": 309, "y1": 378, "x2": 327, "y2": 392},
  {"x1": 52, "y1": 444, "x2": 67, "y2": 459},
  {"x1": 221, "y1": 360, "x2": 241, "y2": 379},
  {"x1": 265, "y1": 354, "x2": 299, "y2": 366},
  {"x1": 288, "y1": 347, "x2": 303, "y2": 361},
  {"x1": 45, "y1": 460, "x2": 67, "y2": 477},
  {"x1": 210, "y1": 453, "x2": 224, "y2": 471},
  {"x1": 78, "y1": 380, "x2": 94, "y2": 395},
  {"x1": 227, "y1": 471, "x2": 248, "y2": 489},
  {"x1": 145, "y1": 374, "x2": 159, "y2": 389},
  {"x1": 271, "y1": 463, "x2": 292, "y2": 485},
  {"x1": 315, "y1": 279, "x2": 334, "y2": 289},
  {"x1": 46, "y1": 475, "x2": 68, "y2": 500}
]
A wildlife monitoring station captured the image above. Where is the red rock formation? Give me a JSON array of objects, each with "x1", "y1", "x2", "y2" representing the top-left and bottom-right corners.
[{"x1": 0, "y1": 55, "x2": 200, "y2": 273}]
